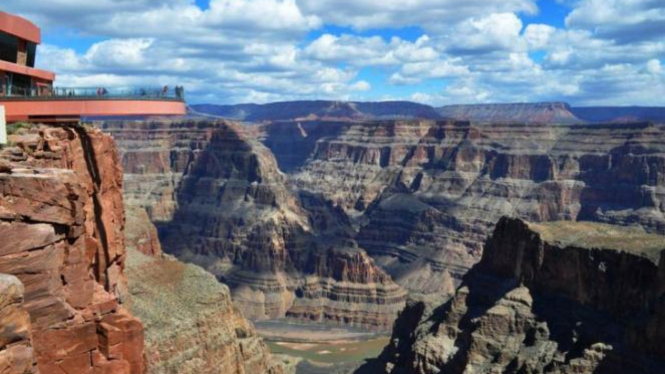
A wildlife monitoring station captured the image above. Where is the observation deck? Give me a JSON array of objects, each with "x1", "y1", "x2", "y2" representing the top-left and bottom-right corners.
[
  {"x1": 1, "y1": 86, "x2": 187, "y2": 122},
  {"x1": 0, "y1": 11, "x2": 187, "y2": 123}
]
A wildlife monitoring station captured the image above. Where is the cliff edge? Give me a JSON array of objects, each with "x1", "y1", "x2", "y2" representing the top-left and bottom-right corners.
[
  {"x1": 368, "y1": 217, "x2": 665, "y2": 374},
  {"x1": 0, "y1": 124, "x2": 144, "y2": 373}
]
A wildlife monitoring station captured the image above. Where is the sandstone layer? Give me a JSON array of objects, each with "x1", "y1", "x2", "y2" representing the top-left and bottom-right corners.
[
  {"x1": 101, "y1": 120, "x2": 407, "y2": 330},
  {"x1": 0, "y1": 125, "x2": 144, "y2": 374},
  {"x1": 102, "y1": 117, "x2": 665, "y2": 329},
  {"x1": 366, "y1": 217, "x2": 665, "y2": 374},
  {"x1": 280, "y1": 120, "x2": 665, "y2": 293}
]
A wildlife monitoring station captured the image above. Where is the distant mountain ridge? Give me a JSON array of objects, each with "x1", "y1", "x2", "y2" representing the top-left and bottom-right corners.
[
  {"x1": 437, "y1": 102, "x2": 582, "y2": 124},
  {"x1": 190, "y1": 100, "x2": 441, "y2": 121},
  {"x1": 190, "y1": 100, "x2": 665, "y2": 124}
]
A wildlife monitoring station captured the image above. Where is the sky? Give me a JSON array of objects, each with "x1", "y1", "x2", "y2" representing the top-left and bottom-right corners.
[{"x1": 3, "y1": 0, "x2": 664, "y2": 106}]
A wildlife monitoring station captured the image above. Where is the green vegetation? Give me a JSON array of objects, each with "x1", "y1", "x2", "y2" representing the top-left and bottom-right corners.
[
  {"x1": 6, "y1": 122, "x2": 33, "y2": 136},
  {"x1": 528, "y1": 221, "x2": 665, "y2": 262}
]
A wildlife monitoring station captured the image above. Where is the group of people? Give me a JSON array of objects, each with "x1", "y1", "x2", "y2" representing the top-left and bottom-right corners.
[
  {"x1": 158, "y1": 85, "x2": 185, "y2": 99},
  {"x1": 46, "y1": 85, "x2": 185, "y2": 99},
  {"x1": 174, "y1": 85, "x2": 185, "y2": 99}
]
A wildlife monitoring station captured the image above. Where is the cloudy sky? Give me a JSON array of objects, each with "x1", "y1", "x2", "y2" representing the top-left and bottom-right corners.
[{"x1": 4, "y1": 0, "x2": 664, "y2": 106}]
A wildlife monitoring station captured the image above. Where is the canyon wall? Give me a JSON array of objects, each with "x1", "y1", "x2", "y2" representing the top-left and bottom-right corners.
[
  {"x1": 103, "y1": 118, "x2": 665, "y2": 326},
  {"x1": 366, "y1": 217, "x2": 665, "y2": 374},
  {"x1": 0, "y1": 125, "x2": 143, "y2": 373},
  {"x1": 279, "y1": 120, "x2": 665, "y2": 293},
  {"x1": 124, "y1": 209, "x2": 284, "y2": 374},
  {"x1": 101, "y1": 120, "x2": 407, "y2": 330}
]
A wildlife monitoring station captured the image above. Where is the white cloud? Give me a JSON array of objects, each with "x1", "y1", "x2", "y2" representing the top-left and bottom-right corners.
[
  {"x1": 566, "y1": 0, "x2": 665, "y2": 43},
  {"x1": 4, "y1": 0, "x2": 665, "y2": 106},
  {"x1": 350, "y1": 80, "x2": 371, "y2": 91},
  {"x1": 391, "y1": 60, "x2": 469, "y2": 85},
  {"x1": 304, "y1": 34, "x2": 439, "y2": 66},
  {"x1": 647, "y1": 59, "x2": 662, "y2": 74},
  {"x1": 524, "y1": 24, "x2": 556, "y2": 50},
  {"x1": 442, "y1": 13, "x2": 525, "y2": 54},
  {"x1": 298, "y1": 0, "x2": 537, "y2": 30}
]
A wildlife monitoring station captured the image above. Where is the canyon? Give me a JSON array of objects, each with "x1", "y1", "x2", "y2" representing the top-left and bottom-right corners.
[
  {"x1": 365, "y1": 217, "x2": 665, "y2": 373},
  {"x1": 263, "y1": 119, "x2": 665, "y2": 294},
  {"x1": 102, "y1": 119, "x2": 407, "y2": 330},
  {"x1": 101, "y1": 115, "x2": 665, "y2": 324}
]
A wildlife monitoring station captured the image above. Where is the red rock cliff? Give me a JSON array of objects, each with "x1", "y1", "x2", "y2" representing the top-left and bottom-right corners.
[{"x1": 0, "y1": 124, "x2": 144, "y2": 374}]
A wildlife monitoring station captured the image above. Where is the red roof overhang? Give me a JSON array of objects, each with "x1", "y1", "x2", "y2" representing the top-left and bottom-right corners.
[{"x1": 0, "y1": 12, "x2": 41, "y2": 44}]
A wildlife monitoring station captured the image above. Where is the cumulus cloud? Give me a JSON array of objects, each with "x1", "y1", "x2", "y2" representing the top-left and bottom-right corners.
[
  {"x1": 566, "y1": 0, "x2": 665, "y2": 43},
  {"x1": 647, "y1": 59, "x2": 662, "y2": 75},
  {"x1": 441, "y1": 13, "x2": 526, "y2": 54},
  {"x1": 298, "y1": 0, "x2": 537, "y2": 30}
]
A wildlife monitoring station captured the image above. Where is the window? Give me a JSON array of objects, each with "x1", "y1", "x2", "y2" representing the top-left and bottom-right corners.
[{"x1": 0, "y1": 33, "x2": 18, "y2": 63}]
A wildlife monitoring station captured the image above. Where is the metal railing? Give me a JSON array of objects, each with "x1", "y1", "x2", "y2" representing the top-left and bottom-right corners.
[{"x1": 0, "y1": 85, "x2": 186, "y2": 101}]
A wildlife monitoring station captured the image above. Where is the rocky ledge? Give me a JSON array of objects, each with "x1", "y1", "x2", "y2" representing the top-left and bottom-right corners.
[
  {"x1": 0, "y1": 125, "x2": 143, "y2": 373},
  {"x1": 369, "y1": 217, "x2": 665, "y2": 374}
]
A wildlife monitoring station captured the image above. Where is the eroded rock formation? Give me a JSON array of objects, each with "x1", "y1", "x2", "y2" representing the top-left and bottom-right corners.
[
  {"x1": 100, "y1": 116, "x2": 665, "y2": 332},
  {"x1": 124, "y1": 210, "x2": 284, "y2": 374},
  {"x1": 0, "y1": 125, "x2": 144, "y2": 373},
  {"x1": 101, "y1": 120, "x2": 406, "y2": 330},
  {"x1": 367, "y1": 217, "x2": 665, "y2": 374},
  {"x1": 284, "y1": 120, "x2": 665, "y2": 293}
]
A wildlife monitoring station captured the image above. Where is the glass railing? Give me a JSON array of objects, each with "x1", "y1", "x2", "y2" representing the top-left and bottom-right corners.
[{"x1": 0, "y1": 85, "x2": 185, "y2": 101}]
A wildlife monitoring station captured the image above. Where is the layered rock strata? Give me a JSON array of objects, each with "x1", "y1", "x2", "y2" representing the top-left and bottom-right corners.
[
  {"x1": 368, "y1": 217, "x2": 665, "y2": 374},
  {"x1": 100, "y1": 120, "x2": 406, "y2": 329},
  {"x1": 0, "y1": 125, "x2": 144, "y2": 374},
  {"x1": 124, "y1": 236, "x2": 284, "y2": 374},
  {"x1": 285, "y1": 120, "x2": 665, "y2": 293}
]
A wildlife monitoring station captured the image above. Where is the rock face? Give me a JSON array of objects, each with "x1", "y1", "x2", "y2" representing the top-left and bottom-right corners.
[
  {"x1": 0, "y1": 125, "x2": 144, "y2": 374},
  {"x1": 368, "y1": 217, "x2": 665, "y2": 374},
  {"x1": 0, "y1": 274, "x2": 37, "y2": 374},
  {"x1": 437, "y1": 102, "x2": 582, "y2": 124},
  {"x1": 125, "y1": 206, "x2": 162, "y2": 257},
  {"x1": 101, "y1": 119, "x2": 407, "y2": 330},
  {"x1": 124, "y1": 233, "x2": 283, "y2": 374},
  {"x1": 284, "y1": 120, "x2": 665, "y2": 293},
  {"x1": 101, "y1": 117, "x2": 665, "y2": 329},
  {"x1": 190, "y1": 101, "x2": 442, "y2": 122}
]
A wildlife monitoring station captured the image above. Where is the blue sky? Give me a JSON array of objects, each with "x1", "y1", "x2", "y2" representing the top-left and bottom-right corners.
[{"x1": 3, "y1": 0, "x2": 664, "y2": 106}]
